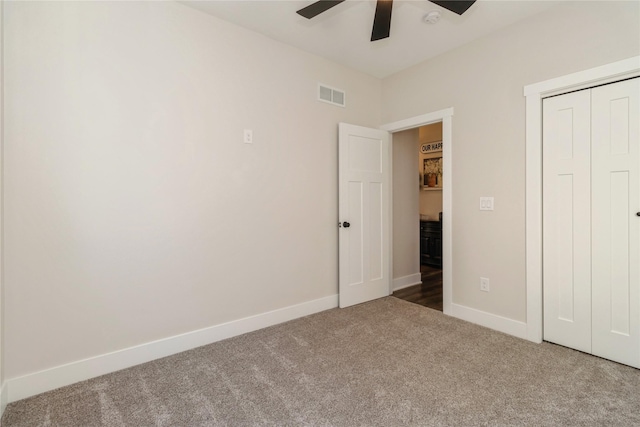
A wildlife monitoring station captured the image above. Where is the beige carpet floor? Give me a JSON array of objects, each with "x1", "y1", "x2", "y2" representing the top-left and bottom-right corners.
[{"x1": 3, "y1": 297, "x2": 640, "y2": 426}]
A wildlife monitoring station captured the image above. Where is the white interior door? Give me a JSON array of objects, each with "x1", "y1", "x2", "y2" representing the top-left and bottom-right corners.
[
  {"x1": 338, "y1": 123, "x2": 390, "y2": 308},
  {"x1": 542, "y1": 90, "x2": 593, "y2": 354},
  {"x1": 591, "y1": 78, "x2": 640, "y2": 367}
]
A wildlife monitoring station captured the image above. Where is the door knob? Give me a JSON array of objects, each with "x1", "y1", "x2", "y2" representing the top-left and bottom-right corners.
[
  {"x1": 637, "y1": 212, "x2": 640, "y2": 217},
  {"x1": 342, "y1": 221, "x2": 350, "y2": 228}
]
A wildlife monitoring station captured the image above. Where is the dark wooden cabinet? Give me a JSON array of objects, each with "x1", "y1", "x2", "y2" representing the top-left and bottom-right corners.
[{"x1": 420, "y1": 220, "x2": 442, "y2": 268}]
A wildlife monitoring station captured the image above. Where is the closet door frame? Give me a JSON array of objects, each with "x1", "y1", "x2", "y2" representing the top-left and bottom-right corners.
[{"x1": 524, "y1": 56, "x2": 640, "y2": 344}]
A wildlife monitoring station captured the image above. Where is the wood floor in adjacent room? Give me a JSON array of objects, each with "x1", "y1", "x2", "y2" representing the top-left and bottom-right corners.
[{"x1": 392, "y1": 265, "x2": 442, "y2": 311}]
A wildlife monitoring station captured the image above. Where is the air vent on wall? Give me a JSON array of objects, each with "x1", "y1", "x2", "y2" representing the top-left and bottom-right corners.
[{"x1": 318, "y1": 84, "x2": 346, "y2": 107}]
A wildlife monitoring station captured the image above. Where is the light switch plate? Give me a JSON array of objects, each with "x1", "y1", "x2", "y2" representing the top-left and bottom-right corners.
[
  {"x1": 243, "y1": 129, "x2": 253, "y2": 144},
  {"x1": 480, "y1": 197, "x2": 494, "y2": 211}
]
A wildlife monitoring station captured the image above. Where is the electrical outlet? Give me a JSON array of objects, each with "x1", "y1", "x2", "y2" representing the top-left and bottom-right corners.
[{"x1": 480, "y1": 277, "x2": 490, "y2": 292}]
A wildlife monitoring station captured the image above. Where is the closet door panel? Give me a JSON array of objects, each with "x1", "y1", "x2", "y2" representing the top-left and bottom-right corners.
[
  {"x1": 542, "y1": 90, "x2": 592, "y2": 353},
  {"x1": 591, "y1": 78, "x2": 640, "y2": 368}
]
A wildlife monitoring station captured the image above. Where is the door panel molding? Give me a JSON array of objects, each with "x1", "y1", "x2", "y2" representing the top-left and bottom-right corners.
[
  {"x1": 338, "y1": 123, "x2": 390, "y2": 308},
  {"x1": 590, "y1": 78, "x2": 640, "y2": 366},
  {"x1": 542, "y1": 90, "x2": 592, "y2": 353}
]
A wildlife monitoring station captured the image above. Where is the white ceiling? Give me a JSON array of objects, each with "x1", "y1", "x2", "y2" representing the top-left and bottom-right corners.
[{"x1": 181, "y1": 0, "x2": 561, "y2": 78}]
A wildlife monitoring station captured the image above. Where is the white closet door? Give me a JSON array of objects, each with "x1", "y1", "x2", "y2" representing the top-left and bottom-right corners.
[
  {"x1": 543, "y1": 90, "x2": 593, "y2": 353},
  {"x1": 591, "y1": 78, "x2": 640, "y2": 368}
]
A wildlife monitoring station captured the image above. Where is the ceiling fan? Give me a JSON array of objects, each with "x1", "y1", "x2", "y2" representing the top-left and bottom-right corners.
[{"x1": 296, "y1": 0, "x2": 476, "y2": 41}]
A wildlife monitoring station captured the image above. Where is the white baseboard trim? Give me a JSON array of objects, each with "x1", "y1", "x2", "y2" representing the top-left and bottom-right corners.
[
  {"x1": 1, "y1": 381, "x2": 7, "y2": 417},
  {"x1": 7, "y1": 294, "x2": 339, "y2": 404},
  {"x1": 450, "y1": 303, "x2": 528, "y2": 340},
  {"x1": 392, "y1": 273, "x2": 422, "y2": 291}
]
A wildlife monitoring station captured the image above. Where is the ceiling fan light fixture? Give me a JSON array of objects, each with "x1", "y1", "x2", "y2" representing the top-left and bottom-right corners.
[{"x1": 423, "y1": 10, "x2": 441, "y2": 24}]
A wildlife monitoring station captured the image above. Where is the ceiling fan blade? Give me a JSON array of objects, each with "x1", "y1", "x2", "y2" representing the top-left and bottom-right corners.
[
  {"x1": 429, "y1": 0, "x2": 476, "y2": 15},
  {"x1": 296, "y1": 0, "x2": 346, "y2": 19},
  {"x1": 371, "y1": 0, "x2": 393, "y2": 41}
]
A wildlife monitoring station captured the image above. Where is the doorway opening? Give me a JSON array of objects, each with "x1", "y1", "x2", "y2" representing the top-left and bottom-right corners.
[
  {"x1": 391, "y1": 123, "x2": 443, "y2": 311},
  {"x1": 380, "y1": 108, "x2": 453, "y2": 315}
]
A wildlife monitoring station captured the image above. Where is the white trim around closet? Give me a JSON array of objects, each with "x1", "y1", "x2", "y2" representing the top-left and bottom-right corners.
[{"x1": 523, "y1": 56, "x2": 640, "y2": 343}]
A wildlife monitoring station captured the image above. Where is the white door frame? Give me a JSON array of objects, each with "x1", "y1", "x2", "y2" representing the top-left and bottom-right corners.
[
  {"x1": 523, "y1": 55, "x2": 640, "y2": 343},
  {"x1": 381, "y1": 108, "x2": 454, "y2": 315}
]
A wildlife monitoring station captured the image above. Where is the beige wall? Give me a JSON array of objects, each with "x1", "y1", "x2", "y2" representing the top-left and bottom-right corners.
[
  {"x1": 392, "y1": 128, "x2": 420, "y2": 280},
  {"x1": 419, "y1": 123, "x2": 442, "y2": 145},
  {"x1": 382, "y1": 1, "x2": 640, "y2": 322},
  {"x1": 4, "y1": 1, "x2": 381, "y2": 379},
  {"x1": 418, "y1": 123, "x2": 443, "y2": 220},
  {"x1": 4, "y1": 0, "x2": 639, "y2": 389}
]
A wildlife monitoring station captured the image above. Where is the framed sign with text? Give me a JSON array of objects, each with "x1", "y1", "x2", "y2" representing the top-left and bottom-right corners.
[{"x1": 420, "y1": 141, "x2": 443, "y2": 154}]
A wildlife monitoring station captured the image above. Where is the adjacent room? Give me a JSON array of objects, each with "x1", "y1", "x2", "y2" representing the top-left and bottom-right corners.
[
  {"x1": 1, "y1": 0, "x2": 639, "y2": 425},
  {"x1": 392, "y1": 122, "x2": 444, "y2": 311}
]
